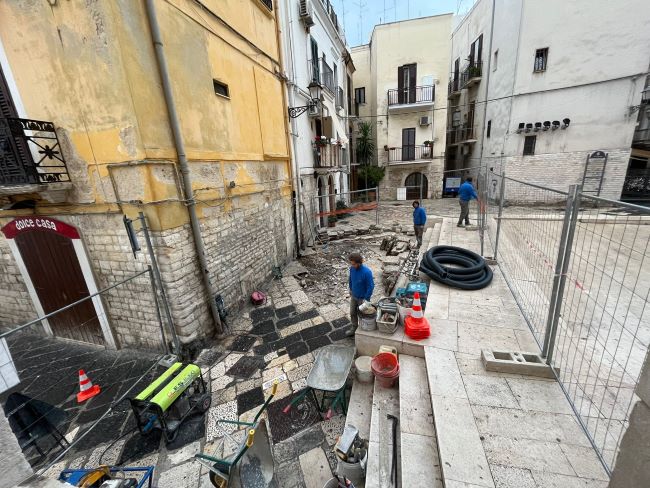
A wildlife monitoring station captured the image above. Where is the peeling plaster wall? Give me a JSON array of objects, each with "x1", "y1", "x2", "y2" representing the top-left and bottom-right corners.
[{"x1": 0, "y1": 0, "x2": 294, "y2": 347}]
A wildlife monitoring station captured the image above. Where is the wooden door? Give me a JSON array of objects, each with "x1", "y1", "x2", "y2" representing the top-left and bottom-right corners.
[
  {"x1": 15, "y1": 231, "x2": 104, "y2": 345},
  {"x1": 402, "y1": 128, "x2": 416, "y2": 161}
]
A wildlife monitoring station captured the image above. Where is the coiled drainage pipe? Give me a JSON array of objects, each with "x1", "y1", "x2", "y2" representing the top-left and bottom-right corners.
[{"x1": 420, "y1": 245, "x2": 493, "y2": 290}]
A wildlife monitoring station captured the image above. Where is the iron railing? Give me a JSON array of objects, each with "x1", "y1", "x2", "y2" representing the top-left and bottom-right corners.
[
  {"x1": 258, "y1": 0, "x2": 273, "y2": 10},
  {"x1": 309, "y1": 59, "x2": 320, "y2": 84},
  {"x1": 314, "y1": 143, "x2": 341, "y2": 168},
  {"x1": 387, "y1": 145, "x2": 433, "y2": 163},
  {"x1": 446, "y1": 126, "x2": 475, "y2": 145},
  {"x1": 448, "y1": 77, "x2": 460, "y2": 95},
  {"x1": 0, "y1": 118, "x2": 70, "y2": 186},
  {"x1": 387, "y1": 85, "x2": 434, "y2": 106},
  {"x1": 487, "y1": 173, "x2": 650, "y2": 475},
  {"x1": 622, "y1": 168, "x2": 650, "y2": 201},
  {"x1": 321, "y1": 59, "x2": 335, "y2": 94},
  {"x1": 461, "y1": 60, "x2": 483, "y2": 88}
]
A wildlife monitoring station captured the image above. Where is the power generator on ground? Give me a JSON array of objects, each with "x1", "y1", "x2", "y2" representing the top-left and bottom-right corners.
[{"x1": 129, "y1": 362, "x2": 211, "y2": 443}]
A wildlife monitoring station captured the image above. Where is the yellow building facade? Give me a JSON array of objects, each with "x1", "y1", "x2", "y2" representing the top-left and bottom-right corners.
[{"x1": 0, "y1": 0, "x2": 295, "y2": 349}]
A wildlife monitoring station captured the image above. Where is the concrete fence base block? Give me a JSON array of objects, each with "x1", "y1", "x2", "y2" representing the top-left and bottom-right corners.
[
  {"x1": 464, "y1": 225, "x2": 480, "y2": 231},
  {"x1": 481, "y1": 349, "x2": 559, "y2": 378}
]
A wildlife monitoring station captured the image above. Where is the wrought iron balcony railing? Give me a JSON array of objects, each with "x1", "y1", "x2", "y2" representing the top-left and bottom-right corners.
[
  {"x1": 314, "y1": 142, "x2": 341, "y2": 168},
  {"x1": 387, "y1": 85, "x2": 434, "y2": 106},
  {"x1": 447, "y1": 126, "x2": 476, "y2": 145},
  {"x1": 448, "y1": 77, "x2": 460, "y2": 96},
  {"x1": 0, "y1": 117, "x2": 70, "y2": 186},
  {"x1": 461, "y1": 60, "x2": 483, "y2": 88},
  {"x1": 387, "y1": 145, "x2": 433, "y2": 162}
]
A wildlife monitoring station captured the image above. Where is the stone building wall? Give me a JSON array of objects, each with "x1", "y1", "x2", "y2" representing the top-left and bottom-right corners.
[
  {"x1": 0, "y1": 239, "x2": 36, "y2": 328},
  {"x1": 379, "y1": 160, "x2": 444, "y2": 201},
  {"x1": 502, "y1": 149, "x2": 630, "y2": 203}
]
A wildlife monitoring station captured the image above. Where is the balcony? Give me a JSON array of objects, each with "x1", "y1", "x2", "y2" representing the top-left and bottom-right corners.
[
  {"x1": 321, "y1": 59, "x2": 335, "y2": 95},
  {"x1": 387, "y1": 85, "x2": 435, "y2": 112},
  {"x1": 314, "y1": 142, "x2": 342, "y2": 168},
  {"x1": 448, "y1": 77, "x2": 461, "y2": 99},
  {"x1": 461, "y1": 61, "x2": 483, "y2": 89},
  {"x1": 387, "y1": 145, "x2": 433, "y2": 164},
  {"x1": 0, "y1": 117, "x2": 71, "y2": 196},
  {"x1": 446, "y1": 126, "x2": 477, "y2": 146}
]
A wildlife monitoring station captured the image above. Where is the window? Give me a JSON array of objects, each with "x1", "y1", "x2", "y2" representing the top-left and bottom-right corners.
[
  {"x1": 213, "y1": 79, "x2": 229, "y2": 98},
  {"x1": 523, "y1": 135, "x2": 536, "y2": 155},
  {"x1": 354, "y1": 87, "x2": 366, "y2": 104},
  {"x1": 397, "y1": 63, "x2": 417, "y2": 103},
  {"x1": 310, "y1": 37, "x2": 319, "y2": 82},
  {"x1": 493, "y1": 50, "x2": 498, "y2": 71},
  {"x1": 470, "y1": 34, "x2": 483, "y2": 65},
  {"x1": 534, "y1": 48, "x2": 548, "y2": 72},
  {"x1": 486, "y1": 120, "x2": 492, "y2": 138}
]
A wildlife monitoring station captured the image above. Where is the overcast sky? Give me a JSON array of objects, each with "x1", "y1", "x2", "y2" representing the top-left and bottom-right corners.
[{"x1": 330, "y1": 0, "x2": 475, "y2": 47}]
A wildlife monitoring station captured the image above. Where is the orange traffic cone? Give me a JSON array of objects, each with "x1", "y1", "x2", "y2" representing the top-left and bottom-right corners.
[
  {"x1": 76, "y1": 369, "x2": 101, "y2": 403},
  {"x1": 405, "y1": 292, "x2": 430, "y2": 340}
]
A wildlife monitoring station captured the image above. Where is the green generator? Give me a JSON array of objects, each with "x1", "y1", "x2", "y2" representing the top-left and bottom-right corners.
[{"x1": 130, "y1": 362, "x2": 211, "y2": 442}]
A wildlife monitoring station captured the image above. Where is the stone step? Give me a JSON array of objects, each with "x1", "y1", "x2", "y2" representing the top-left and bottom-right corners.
[
  {"x1": 366, "y1": 376, "x2": 400, "y2": 488},
  {"x1": 424, "y1": 346, "x2": 495, "y2": 488},
  {"x1": 345, "y1": 377, "x2": 374, "y2": 441},
  {"x1": 398, "y1": 355, "x2": 442, "y2": 488}
]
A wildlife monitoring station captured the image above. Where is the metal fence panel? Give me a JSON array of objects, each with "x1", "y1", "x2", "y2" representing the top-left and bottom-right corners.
[{"x1": 489, "y1": 173, "x2": 650, "y2": 474}]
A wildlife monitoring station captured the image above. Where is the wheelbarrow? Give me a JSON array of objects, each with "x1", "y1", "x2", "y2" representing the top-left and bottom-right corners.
[
  {"x1": 283, "y1": 344, "x2": 355, "y2": 419},
  {"x1": 194, "y1": 382, "x2": 278, "y2": 487}
]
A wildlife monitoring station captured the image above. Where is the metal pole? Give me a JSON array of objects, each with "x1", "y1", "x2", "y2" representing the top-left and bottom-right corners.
[
  {"x1": 145, "y1": 0, "x2": 223, "y2": 334},
  {"x1": 542, "y1": 184, "x2": 578, "y2": 359},
  {"x1": 375, "y1": 186, "x2": 379, "y2": 226},
  {"x1": 147, "y1": 265, "x2": 169, "y2": 354},
  {"x1": 139, "y1": 212, "x2": 180, "y2": 354},
  {"x1": 493, "y1": 170, "x2": 506, "y2": 257},
  {"x1": 545, "y1": 184, "x2": 581, "y2": 364},
  {"x1": 1, "y1": 269, "x2": 150, "y2": 340}
]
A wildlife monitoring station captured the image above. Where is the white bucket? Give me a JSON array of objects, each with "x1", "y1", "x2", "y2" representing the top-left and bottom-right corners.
[
  {"x1": 355, "y1": 356, "x2": 373, "y2": 383},
  {"x1": 358, "y1": 311, "x2": 377, "y2": 331}
]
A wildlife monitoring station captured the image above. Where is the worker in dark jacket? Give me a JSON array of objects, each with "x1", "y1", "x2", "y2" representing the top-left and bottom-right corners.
[
  {"x1": 347, "y1": 252, "x2": 375, "y2": 336},
  {"x1": 412, "y1": 200, "x2": 427, "y2": 247},
  {"x1": 458, "y1": 177, "x2": 478, "y2": 227}
]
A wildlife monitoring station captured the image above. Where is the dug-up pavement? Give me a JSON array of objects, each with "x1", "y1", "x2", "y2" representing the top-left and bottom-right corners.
[{"x1": 355, "y1": 218, "x2": 610, "y2": 488}]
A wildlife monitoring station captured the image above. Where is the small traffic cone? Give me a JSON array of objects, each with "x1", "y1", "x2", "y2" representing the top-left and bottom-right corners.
[
  {"x1": 76, "y1": 369, "x2": 101, "y2": 403},
  {"x1": 405, "y1": 292, "x2": 430, "y2": 340}
]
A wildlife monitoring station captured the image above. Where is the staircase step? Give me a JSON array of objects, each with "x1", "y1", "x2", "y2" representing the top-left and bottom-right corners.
[
  {"x1": 367, "y1": 377, "x2": 400, "y2": 488},
  {"x1": 345, "y1": 378, "x2": 373, "y2": 441},
  {"x1": 399, "y1": 355, "x2": 442, "y2": 488}
]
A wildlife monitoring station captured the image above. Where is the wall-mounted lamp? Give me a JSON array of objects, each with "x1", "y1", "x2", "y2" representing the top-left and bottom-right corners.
[
  {"x1": 561, "y1": 118, "x2": 571, "y2": 129},
  {"x1": 552, "y1": 120, "x2": 560, "y2": 130},
  {"x1": 288, "y1": 81, "x2": 322, "y2": 118},
  {"x1": 516, "y1": 123, "x2": 525, "y2": 134},
  {"x1": 543, "y1": 121, "x2": 551, "y2": 131},
  {"x1": 534, "y1": 122, "x2": 542, "y2": 132},
  {"x1": 525, "y1": 123, "x2": 533, "y2": 133}
]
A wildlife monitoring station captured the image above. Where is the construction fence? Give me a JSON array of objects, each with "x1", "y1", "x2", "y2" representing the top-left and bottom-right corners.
[{"x1": 485, "y1": 170, "x2": 650, "y2": 474}]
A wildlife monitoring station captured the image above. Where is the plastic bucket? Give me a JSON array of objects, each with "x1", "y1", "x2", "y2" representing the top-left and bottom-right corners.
[
  {"x1": 323, "y1": 478, "x2": 356, "y2": 488},
  {"x1": 374, "y1": 364, "x2": 399, "y2": 388},
  {"x1": 371, "y1": 352, "x2": 398, "y2": 375},
  {"x1": 355, "y1": 356, "x2": 373, "y2": 383}
]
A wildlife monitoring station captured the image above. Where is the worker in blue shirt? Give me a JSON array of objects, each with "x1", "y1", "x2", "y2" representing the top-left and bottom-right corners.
[
  {"x1": 458, "y1": 177, "x2": 478, "y2": 227},
  {"x1": 347, "y1": 252, "x2": 375, "y2": 336},
  {"x1": 412, "y1": 200, "x2": 427, "y2": 247}
]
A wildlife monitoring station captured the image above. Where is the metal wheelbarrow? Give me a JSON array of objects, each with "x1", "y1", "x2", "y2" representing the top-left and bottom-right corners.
[
  {"x1": 195, "y1": 382, "x2": 278, "y2": 487},
  {"x1": 283, "y1": 344, "x2": 355, "y2": 419}
]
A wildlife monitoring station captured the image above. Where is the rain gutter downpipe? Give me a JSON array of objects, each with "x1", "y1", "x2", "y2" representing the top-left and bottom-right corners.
[{"x1": 145, "y1": 0, "x2": 223, "y2": 334}]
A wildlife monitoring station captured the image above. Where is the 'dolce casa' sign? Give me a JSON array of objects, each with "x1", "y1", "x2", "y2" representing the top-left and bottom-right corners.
[{"x1": 1, "y1": 217, "x2": 80, "y2": 240}]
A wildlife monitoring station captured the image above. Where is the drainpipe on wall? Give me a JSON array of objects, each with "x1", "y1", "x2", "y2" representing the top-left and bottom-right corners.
[
  {"x1": 478, "y1": 0, "x2": 497, "y2": 168},
  {"x1": 276, "y1": 0, "x2": 303, "y2": 255},
  {"x1": 145, "y1": 0, "x2": 223, "y2": 335}
]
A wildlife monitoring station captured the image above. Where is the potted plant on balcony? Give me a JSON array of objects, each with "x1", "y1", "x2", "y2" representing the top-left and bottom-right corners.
[
  {"x1": 422, "y1": 140, "x2": 433, "y2": 158},
  {"x1": 469, "y1": 65, "x2": 481, "y2": 78},
  {"x1": 314, "y1": 136, "x2": 328, "y2": 147}
]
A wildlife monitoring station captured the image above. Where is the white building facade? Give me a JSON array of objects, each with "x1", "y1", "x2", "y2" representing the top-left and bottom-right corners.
[
  {"x1": 351, "y1": 15, "x2": 453, "y2": 201},
  {"x1": 446, "y1": 0, "x2": 650, "y2": 200},
  {"x1": 278, "y1": 0, "x2": 354, "y2": 240}
]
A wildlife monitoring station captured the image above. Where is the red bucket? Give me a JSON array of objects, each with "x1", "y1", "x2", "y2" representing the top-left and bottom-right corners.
[{"x1": 371, "y1": 353, "x2": 400, "y2": 388}]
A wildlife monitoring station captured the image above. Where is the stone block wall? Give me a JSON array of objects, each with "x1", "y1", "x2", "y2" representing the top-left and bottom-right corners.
[
  {"x1": 502, "y1": 148, "x2": 629, "y2": 203},
  {"x1": 0, "y1": 239, "x2": 36, "y2": 328},
  {"x1": 379, "y1": 160, "x2": 444, "y2": 201}
]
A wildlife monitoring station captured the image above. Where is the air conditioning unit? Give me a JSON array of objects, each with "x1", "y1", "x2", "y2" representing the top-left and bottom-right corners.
[
  {"x1": 308, "y1": 103, "x2": 319, "y2": 117},
  {"x1": 299, "y1": 0, "x2": 315, "y2": 28},
  {"x1": 419, "y1": 116, "x2": 431, "y2": 126}
]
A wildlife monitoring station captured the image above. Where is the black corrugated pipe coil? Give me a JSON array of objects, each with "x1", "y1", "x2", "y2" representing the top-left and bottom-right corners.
[{"x1": 419, "y1": 245, "x2": 493, "y2": 290}]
